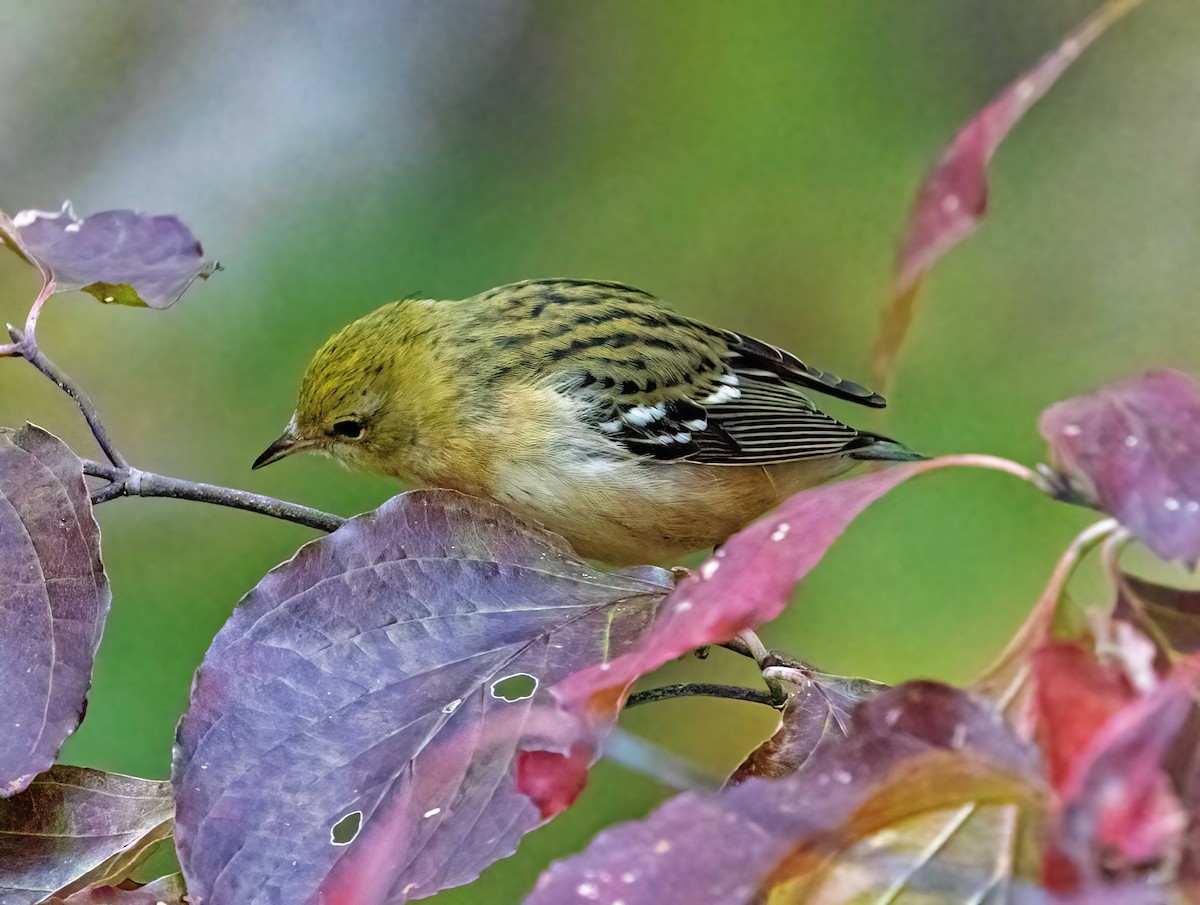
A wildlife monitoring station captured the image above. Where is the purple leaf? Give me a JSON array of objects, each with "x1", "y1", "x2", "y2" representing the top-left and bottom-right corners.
[
  {"x1": 555, "y1": 456, "x2": 983, "y2": 726},
  {"x1": 873, "y1": 0, "x2": 1145, "y2": 387},
  {"x1": 172, "y1": 490, "x2": 672, "y2": 905},
  {"x1": 0, "y1": 202, "x2": 218, "y2": 309},
  {"x1": 726, "y1": 670, "x2": 883, "y2": 785},
  {"x1": 527, "y1": 683, "x2": 1042, "y2": 905},
  {"x1": 0, "y1": 766, "x2": 174, "y2": 905},
  {"x1": 53, "y1": 874, "x2": 187, "y2": 905},
  {"x1": 0, "y1": 424, "x2": 110, "y2": 796},
  {"x1": 1039, "y1": 370, "x2": 1200, "y2": 563}
]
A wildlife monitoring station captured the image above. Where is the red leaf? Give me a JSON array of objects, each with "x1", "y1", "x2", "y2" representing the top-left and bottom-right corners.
[
  {"x1": 1044, "y1": 653, "x2": 1200, "y2": 891},
  {"x1": 1034, "y1": 643, "x2": 1136, "y2": 792},
  {"x1": 874, "y1": 0, "x2": 1146, "y2": 388},
  {"x1": 517, "y1": 746, "x2": 591, "y2": 820}
]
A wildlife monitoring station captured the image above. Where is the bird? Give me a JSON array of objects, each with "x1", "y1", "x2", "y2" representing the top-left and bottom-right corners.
[{"x1": 252, "y1": 278, "x2": 922, "y2": 565}]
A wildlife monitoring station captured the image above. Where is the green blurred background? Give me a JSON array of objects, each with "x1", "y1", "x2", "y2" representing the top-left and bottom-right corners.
[{"x1": 2, "y1": 1, "x2": 1198, "y2": 899}]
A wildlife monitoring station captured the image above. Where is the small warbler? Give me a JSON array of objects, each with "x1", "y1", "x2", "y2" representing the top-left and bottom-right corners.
[{"x1": 253, "y1": 279, "x2": 921, "y2": 564}]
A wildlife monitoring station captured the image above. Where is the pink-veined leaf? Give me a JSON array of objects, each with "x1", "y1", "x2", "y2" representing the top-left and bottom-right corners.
[
  {"x1": 554, "y1": 455, "x2": 1010, "y2": 731},
  {"x1": 0, "y1": 766, "x2": 174, "y2": 905},
  {"x1": 172, "y1": 490, "x2": 672, "y2": 905},
  {"x1": 0, "y1": 424, "x2": 110, "y2": 797},
  {"x1": 0, "y1": 202, "x2": 218, "y2": 309},
  {"x1": 873, "y1": 0, "x2": 1145, "y2": 388},
  {"x1": 1039, "y1": 370, "x2": 1200, "y2": 564}
]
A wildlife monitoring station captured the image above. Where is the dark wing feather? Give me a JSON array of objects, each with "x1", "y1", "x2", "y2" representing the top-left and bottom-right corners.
[
  {"x1": 475, "y1": 280, "x2": 886, "y2": 466},
  {"x1": 584, "y1": 327, "x2": 887, "y2": 467},
  {"x1": 721, "y1": 330, "x2": 886, "y2": 408}
]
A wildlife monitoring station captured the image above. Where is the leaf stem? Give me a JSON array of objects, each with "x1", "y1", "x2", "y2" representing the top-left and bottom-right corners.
[
  {"x1": 624, "y1": 683, "x2": 779, "y2": 709},
  {"x1": 22, "y1": 279, "x2": 55, "y2": 348},
  {"x1": 7, "y1": 325, "x2": 127, "y2": 468},
  {"x1": 83, "y1": 460, "x2": 346, "y2": 533},
  {"x1": 976, "y1": 516, "x2": 1121, "y2": 729}
]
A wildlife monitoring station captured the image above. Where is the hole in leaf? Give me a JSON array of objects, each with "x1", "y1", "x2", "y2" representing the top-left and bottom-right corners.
[
  {"x1": 491, "y1": 673, "x2": 538, "y2": 702},
  {"x1": 330, "y1": 810, "x2": 363, "y2": 846}
]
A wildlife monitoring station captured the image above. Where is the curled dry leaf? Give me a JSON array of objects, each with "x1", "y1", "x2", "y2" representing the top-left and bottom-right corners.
[
  {"x1": 1039, "y1": 370, "x2": 1200, "y2": 564},
  {"x1": 0, "y1": 202, "x2": 218, "y2": 309},
  {"x1": 527, "y1": 682, "x2": 1042, "y2": 905},
  {"x1": 0, "y1": 766, "x2": 174, "y2": 905},
  {"x1": 172, "y1": 490, "x2": 672, "y2": 905},
  {"x1": 873, "y1": 0, "x2": 1146, "y2": 389},
  {"x1": 726, "y1": 670, "x2": 883, "y2": 786},
  {"x1": 0, "y1": 424, "x2": 110, "y2": 797},
  {"x1": 1116, "y1": 571, "x2": 1200, "y2": 658}
]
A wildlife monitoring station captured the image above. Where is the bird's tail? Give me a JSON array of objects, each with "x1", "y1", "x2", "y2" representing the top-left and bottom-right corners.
[{"x1": 847, "y1": 433, "x2": 928, "y2": 462}]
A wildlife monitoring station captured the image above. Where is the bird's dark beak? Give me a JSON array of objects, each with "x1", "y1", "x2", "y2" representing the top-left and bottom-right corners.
[{"x1": 253, "y1": 429, "x2": 302, "y2": 470}]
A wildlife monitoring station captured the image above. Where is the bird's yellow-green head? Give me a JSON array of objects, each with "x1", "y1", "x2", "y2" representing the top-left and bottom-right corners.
[{"x1": 252, "y1": 298, "x2": 455, "y2": 476}]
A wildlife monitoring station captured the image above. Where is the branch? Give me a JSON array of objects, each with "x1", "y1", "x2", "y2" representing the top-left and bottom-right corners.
[
  {"x1": 625, "y1": 683, "x2": 778, "y2": 709},
  {"x1": 83, "y1": 460, "x2": 346, "y2": 534},
  {"x1": 7, "y1": 325, "x2": 127, "y2": 468},
  {"x1": 4, "y1": 317, "x2": 344, "y2": 534}
]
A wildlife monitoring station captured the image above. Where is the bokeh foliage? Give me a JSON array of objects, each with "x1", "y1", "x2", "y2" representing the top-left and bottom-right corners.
[{"x1": 2, "y1": 1, "x2": 1199, "y2": 900}]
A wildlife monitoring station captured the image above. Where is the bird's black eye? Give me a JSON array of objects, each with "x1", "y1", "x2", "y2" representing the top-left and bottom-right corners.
[{"x1": 332, "y1": 419, "x2": 365, "y2": 439}]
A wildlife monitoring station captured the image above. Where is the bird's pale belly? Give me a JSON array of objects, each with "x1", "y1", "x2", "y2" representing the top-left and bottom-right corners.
[
  {"x1": 487, "y1": 453, "x2": 854, "y2": 565},
  {"x1": 390, "y1": 386, "x2": 858, "y2": 565}
]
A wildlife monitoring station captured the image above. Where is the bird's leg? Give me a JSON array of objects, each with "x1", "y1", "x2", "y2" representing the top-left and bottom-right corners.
[
  {"x1": 718, "y1": 632, "x2": 822, "y2": 706},
  {"x1": 734, "y1": 630, "x2": 789, "y2": 705},
  {"x1": 676, "y1": 554, "x2": 810, "y2": 699},
  {"x1": 669, "y1": 565, "x2": 714, "y2": 660}
]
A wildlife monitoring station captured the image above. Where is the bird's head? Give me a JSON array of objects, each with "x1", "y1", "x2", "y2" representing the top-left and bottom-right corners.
[{"x1": 252, "y1": 300, "x2": 432, "y2": 475}]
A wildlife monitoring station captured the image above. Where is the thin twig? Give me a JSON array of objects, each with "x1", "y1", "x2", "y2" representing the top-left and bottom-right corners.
[
  {"x1": 7, "y1": 325, "x2": 127, "y2": 468},
  {"x1": 89, "y1": 481, "x2": 127, "y2": 505},
  {"x1": 83, "y1": 460, "x2": 346, "y2": 533},
  {"x1": 624, "y1": 683, "x2": 778, "y2": 709},
  {"x1": 5, "y1": 315, "x2": 344, "y2": 534}
]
